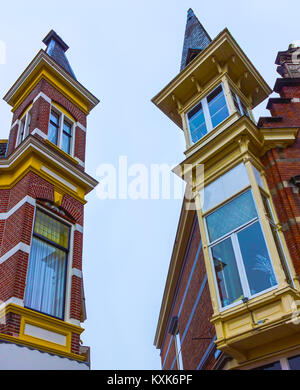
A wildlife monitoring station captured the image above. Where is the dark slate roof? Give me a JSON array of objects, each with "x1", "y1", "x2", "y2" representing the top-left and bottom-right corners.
[
  {"x1": 43, "y1": 30, "x2": 77, "y2": 79},
  {"x1": 0, "y1": 142, "x2": 7, "y2": 158},
  {"x1": 180, "y1": 9, "x2": 212, "y2": 71}
]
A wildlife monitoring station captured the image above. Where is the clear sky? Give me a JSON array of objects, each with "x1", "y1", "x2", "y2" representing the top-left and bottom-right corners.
[{"x1": 0, "y1": 0, "x2": 299, "y2": 370}]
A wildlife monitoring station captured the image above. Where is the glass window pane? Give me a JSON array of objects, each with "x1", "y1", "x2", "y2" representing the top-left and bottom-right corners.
[
  {"x1": 231, "y1": 90, "x2": 241, "y2": 114},
  {"x1": 63, "y1": 121, "x2": 72, "y2": 135},
  {"x1": 34, "y1": 210, "x2": 69, "y2": 249},
  {"x1": 206, "y1": 190, "x2": 257, "y2": 242},
  {"x1": 48, "y1": 123, "x2": 58, "y2": 145},
  {"x1": 211, "y1": 238, "x2": 244, "y2": 307},
  {"x1": 203, "y1": 163, "x2": 250, "y2": 212},
  {"x1": 188, "y1": 102, "x2": 207, "y2": 143},
  {"x1": 288, "y1": 355, "x2": 300, "y2": 370},
  {"x1": 24, "y1": 237, "x2": 67, "y2": 318},
  {"x1": 50, "y1": 111, "x2": 59, "y2": 125},
  {"x1": 62, "y1": 133, "x2": 71, "y2": 154},
  {"x1": 238, "y1": 221, "x2": 277, "y2": 295},
  {"x1": 208, "y1": 86, "x2": 229, "y2": 128},
  {"x1": 253, "y1": 361, "x2": 281, "y2": 370}
]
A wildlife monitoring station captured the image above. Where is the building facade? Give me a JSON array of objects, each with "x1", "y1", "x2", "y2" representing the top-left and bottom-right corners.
[
  {"x1": 153, "y1": 9, "x2": 300, "y2": 370},
  {"x1": 0, "y1": 30, "x2": 99, "y2": 369}
]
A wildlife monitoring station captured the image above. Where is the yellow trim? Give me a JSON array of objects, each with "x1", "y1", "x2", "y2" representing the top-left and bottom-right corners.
[
  {"x1": 45, "y1": 139, "x2": 79, "y2": 165},
  {"x1": 11, "y1": 67, "x2": 89, "y2": 115},
  {"x1": 52, "y1": 101, "x2": 76, "y2": 123},
  {"x1": 0, "y1": 142, "x2": 94, "y2": 204},
  {"x1": 0, "y1": 304, "x2": 86, "y2": 362},
  {"x1": 20, "y1": 103, "x2": 33, "y2": 119},
  {"x1": 0, "y1": 139, "x2": 8, "y2": 143}
]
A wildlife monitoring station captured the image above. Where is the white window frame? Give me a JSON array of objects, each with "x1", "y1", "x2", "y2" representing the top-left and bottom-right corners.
[
  {"x1": 230, "y1": 88, "x2": 251, "y2": 118},
  {"x1": 24, "y1": 204, "x2": 74, "y2": 322},
  {"x1": 205, "y1": 189, "x2": 278, "y2": 311},
  {"x1": 16, "y1": 110, "x2": 31, "y2": 147},
  {"x1": 186, "y1": 83, "x2": 230, "y2": 145},
  {"x1": 174, "y1": 331, "x2": 184, "y2": 370},
  {"x1": 48, "y1": 106, "x2": 75, "y2": 157}
]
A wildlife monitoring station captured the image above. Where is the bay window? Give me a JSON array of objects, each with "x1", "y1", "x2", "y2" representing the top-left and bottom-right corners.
[
  {"x1": 200, "y1": 163, "x2": 290, "y2": 310},
  {"x1": 206, "y1": 190, "x2": 277, "y2": 308},
  {"x1": 24, "y1": 209, "x2": 70, "y2": 319},
  {"x1": 187, "y1": 84, "x2": 229, "y2": 144},
  {"x1": 48, "y1": 108, "x2": 74, "y2": 156}
]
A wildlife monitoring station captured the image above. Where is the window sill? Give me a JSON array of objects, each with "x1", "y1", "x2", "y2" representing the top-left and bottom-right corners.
[{"x1": 45, "y1": 139, "x2": 79, "y2": 166}]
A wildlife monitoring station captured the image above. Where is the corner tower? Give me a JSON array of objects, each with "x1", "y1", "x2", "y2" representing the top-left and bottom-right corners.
[
  {"x1": 154, "y1": 10, "x2": 300, "y2": 370},
  {"x1": 0, "y1": 30, "x2": 99, "y2": 369}
]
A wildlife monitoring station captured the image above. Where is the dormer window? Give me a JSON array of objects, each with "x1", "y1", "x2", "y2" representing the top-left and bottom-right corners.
[
  {"x1": 187, "y1": 84, "x2": 229, "y2": 144},
  {"x1": 16, "y1": 109, "x2": 31, "y2": 147},
  {"x1": 48, "y1": 107, "x2": 74, "y2": 156}
]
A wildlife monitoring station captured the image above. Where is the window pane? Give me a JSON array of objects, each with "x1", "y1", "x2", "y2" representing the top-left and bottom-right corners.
[
  {"x1": 238, "y1": 221, "x2": 277, "y2": 295},
  {"x1": 206, "y1": 190, "x2": 257, "y2": 242},
  {"x1": 62, "y1": 132, "x2": 71, "y2": 154},
  {"x1": 231, "y1": 90, "x2": 241, "y2": 114},
  {"x1": 63, "y1": 121, "x2": 72, "y2": 135},
  {"x1": 24, "y1": 237, "x2": 67, "y2": 318},
  {"x1": 34, "y1": 210, "x2": 69, "y2": 249},
  {"x1": 288, "y1": 355, "x2": 300, "y2": 370},
  {"x1": 253, "y1": 361, "x2": 281, "y2": 370},
  {"x1": 208, "y1": 86, "x2": 229, "y2": 128},
  {"x1": 203, "y1": 163, "x2": 249, "y2": 212},
  {"x1": 211, "y1": 238, "x2": 244, "y2": 307},
  {"x1": 50, "y1": 111, "x2": 59, "y2": 125},
  {"x1": 188, "y1": 102, "x2": 207, "y2": 143},
  {"x1": 48, "y1": 123, "x2": 58, "y2": 144}
]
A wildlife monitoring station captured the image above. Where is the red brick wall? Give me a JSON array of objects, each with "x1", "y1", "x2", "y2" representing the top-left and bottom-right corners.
[
  {"x1": 7, "y1": 78, "x2": 87, "y2": 165},
  {"x1": 160, "y1": 215, "x2": 216, "y2": 370},
  {"x1": 260, "y1": 80, "x2": 300, "y2": 276},
  {"x1": 0, "y1": 170, "x2": 84, "y2": 352}
]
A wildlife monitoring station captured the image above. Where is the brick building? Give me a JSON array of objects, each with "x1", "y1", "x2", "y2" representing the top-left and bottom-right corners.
[
  {"x1": 0, "y1": 30, "x2": 99, "y2": 369},
  {"x1": 153, "y1": 9, "x2": 300, "y2": 370}
]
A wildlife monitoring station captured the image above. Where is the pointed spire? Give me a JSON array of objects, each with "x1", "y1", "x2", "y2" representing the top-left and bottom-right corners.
[
  {"x1": 180, "y1": 9, "x2": 212, "y2": 71},
  {"x1": 42, "y1": 30, "x2": 77, "y2": 79}
]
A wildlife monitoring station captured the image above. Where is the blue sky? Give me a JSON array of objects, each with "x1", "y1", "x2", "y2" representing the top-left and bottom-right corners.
[{"x1": 0, "y1": 0, "x2": 299, "y2": 369}]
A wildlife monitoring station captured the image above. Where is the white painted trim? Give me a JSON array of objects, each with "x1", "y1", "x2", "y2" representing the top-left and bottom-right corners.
[
  {"x1": 76, "y1": 122, "x2": 86, "y2": 132},
  {"x1": 72, "y1": 268, "x2": 83, "y2": 279},
  {"x1": 0, "y1": 297, "x2": 24, "y2": 311},
  {"x1": 74, "y1": 157, "x2": 85, "y2": 168},
  {"x1": 10, "y1": 119, "x2": 20, "y2": 130},
  {"x1": 31, "y1": 128, "x2": 48, "y2": 139},
  {"x1": 75, "y1": 224, "x2": 83, "y2": 233},
  {"x1": 0, "y1": 137, "x2": 98, "y2": 189},
  {"x1": 0, "y1": 243, "x2": 31, "y2": 265},
  {"x1": 33, "y1": 92, "x2": 52, "y2": 104},
  {"x1": 0, "y1": 196, "x2": 35, "y2": 220},
  {"x1": 65, "y1": 224, "x2": 75, "y2": 323},
  {"x1": 41, "y1": 165, "x2": 77, "y2": 191},
  {"x1": 66, "y1": 318, "x2": 81, "y2": 327}
]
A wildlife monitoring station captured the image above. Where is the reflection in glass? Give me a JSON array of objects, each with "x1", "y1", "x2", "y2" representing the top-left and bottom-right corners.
[
  {"x1": 211, "y1": 238, "x2": 244, "y2": 307},
  {"x1": 188, "y1": 102, "x2": 207, "y2": 143},
  {"x1": 238, "y1": 222, "x2": 277, "y2": 295},
  {"x1": 207, "y1": 86, "x2": 229, "y2": 128}
]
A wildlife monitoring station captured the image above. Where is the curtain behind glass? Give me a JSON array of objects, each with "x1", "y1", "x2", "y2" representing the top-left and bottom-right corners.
[
  {"x1": 206, "y1": 190, "x2": 257, "y2": 242},
  {"x1": 24, "y1": 237, "x2": 67, "y2": 318}
]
